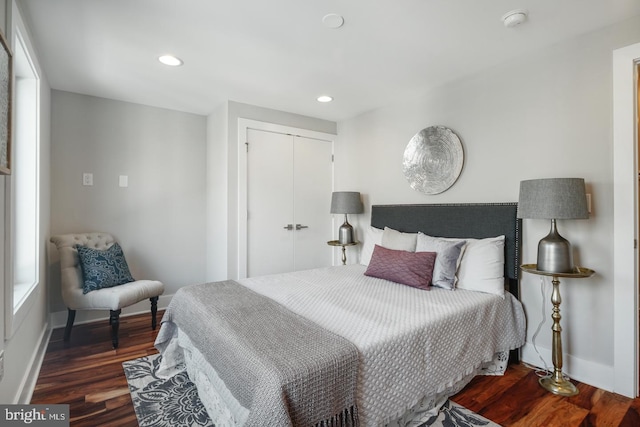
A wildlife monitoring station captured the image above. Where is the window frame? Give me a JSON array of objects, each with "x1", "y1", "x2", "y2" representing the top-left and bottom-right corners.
[{"x1": 4, "y1": 4, "x2": 41, "y2": 338}]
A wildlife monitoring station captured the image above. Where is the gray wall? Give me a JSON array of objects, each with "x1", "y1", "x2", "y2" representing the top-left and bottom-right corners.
[
  {"x1": 49, "y1": 95, "x2": 335, "y2": 318},
  {"x1": 49, "y1": 91, "x2": 207, "y2": 316},
  {"x1": 336, "y1": 15, "x2": 640, "y2": 392}
]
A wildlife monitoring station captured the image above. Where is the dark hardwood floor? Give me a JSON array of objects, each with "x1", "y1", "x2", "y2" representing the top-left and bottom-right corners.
[
  {"x1": 31, "y1": 311, "x2": 161, "y2": 427},
  {"x1": 451, "y1": 365, "x2": 640, "y2": 426},
  {"x1": 31, "y1": 311, "x2": 640, "y2": 426}
]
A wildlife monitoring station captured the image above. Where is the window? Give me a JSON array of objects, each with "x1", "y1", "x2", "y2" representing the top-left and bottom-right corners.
[{"x1": 10, "y1": 26, "x2": 40, "y2": 313}]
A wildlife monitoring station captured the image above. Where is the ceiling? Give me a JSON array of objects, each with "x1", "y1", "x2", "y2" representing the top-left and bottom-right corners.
[{"x1": 17, "y1": 0, "x2": 640, "y2": 122}]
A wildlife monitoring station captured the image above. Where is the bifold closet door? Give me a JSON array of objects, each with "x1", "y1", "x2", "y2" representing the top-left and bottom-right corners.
[{"x1": 247, "y1": 129, "x2": 332, "y2": 277}]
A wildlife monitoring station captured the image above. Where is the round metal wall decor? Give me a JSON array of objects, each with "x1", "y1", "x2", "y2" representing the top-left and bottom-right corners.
[{"x1": 403, "y1": 126, "x2": 464, "y2": 195}]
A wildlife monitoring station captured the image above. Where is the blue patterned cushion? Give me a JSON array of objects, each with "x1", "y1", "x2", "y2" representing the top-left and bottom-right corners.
[{"x1": 77, "y1": 243, "x2": 135, "y2": 294}]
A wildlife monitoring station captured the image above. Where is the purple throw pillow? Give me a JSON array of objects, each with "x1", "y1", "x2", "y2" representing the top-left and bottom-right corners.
[{"x1": 364, "y1": 244, "x2": 436, "y2": 290}]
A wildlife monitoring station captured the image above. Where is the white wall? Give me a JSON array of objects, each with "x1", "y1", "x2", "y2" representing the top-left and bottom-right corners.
[
  {"x1": 49, "y1": 91, "x2": 207, "y2": 320},
  {"x1": 206, "y1": 102, "x2": 228, "y2": 281},
  {"x1": 0, "y1": 0, "x2": 52, "y2": 403},
  {"x1": 336, "y1": 15, "x2": 640, "y2": 393}
]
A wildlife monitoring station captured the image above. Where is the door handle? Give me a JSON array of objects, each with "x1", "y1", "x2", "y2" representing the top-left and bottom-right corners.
[{"x1": 284, "y1": 224, "x2": 308, "y2": 230}]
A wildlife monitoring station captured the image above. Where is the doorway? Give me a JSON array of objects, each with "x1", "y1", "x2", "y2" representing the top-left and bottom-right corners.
[
  {"x1": 238, "y1": 119, "x2": 336, "y2": 278},
  {"x1": 612, "y1": 42, "x2": 640, "y2": 398}
]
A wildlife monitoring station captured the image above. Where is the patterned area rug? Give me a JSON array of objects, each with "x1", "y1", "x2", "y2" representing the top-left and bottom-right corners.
[{"x1": 123, "y1": 354, "x2": 500, "y2": 427}]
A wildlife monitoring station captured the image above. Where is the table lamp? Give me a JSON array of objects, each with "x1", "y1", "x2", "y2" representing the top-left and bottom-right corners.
[
  {"x1": 330, "y1": 192, "x2": 363, "y2": 244},
  {"x1": 517, "y1": 178, "x2": 589, "y2": 273}
]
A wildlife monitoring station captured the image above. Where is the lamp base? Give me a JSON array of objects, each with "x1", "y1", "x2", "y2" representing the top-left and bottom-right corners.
[
  {"x1": 338, "y1": 216, "x2": 354, "y2": 244},
  {"x1": 539, "y1": 376, "x2": 578, "y2": 397},
  {"x1": 537, "y1": 219, "x2": 574, "y2": 273}
]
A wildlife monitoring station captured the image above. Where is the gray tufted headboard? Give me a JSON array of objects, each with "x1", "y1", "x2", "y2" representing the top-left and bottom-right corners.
[{"x1": 370, "y1": 203, "x2": 521, "y2": 299}]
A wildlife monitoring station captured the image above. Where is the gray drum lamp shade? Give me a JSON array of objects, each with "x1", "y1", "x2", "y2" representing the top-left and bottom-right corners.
[
  {"x1": 517, "y1": 178, "x2": 588, "y2": 220},
  {"x1": 330, "y1": 192, "x2": 363, "y2": 245},
  {"x1": 330, "y1": 192, "x2": 364, "y2": 214},
  {"x1": 517, "y1": 178, "x2": 588, "y2": 273}
]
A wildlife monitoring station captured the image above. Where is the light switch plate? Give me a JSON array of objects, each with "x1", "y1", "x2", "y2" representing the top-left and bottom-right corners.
[
  {"x1": 82, "y1": 173, "x2": 93, "y2": 186},
  {"x1": 119, "y1": 175, "x2": 128, "y2": 187}
]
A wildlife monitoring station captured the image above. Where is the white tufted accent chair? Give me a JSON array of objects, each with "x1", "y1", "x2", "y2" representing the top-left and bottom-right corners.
[{"x1": 50, "y1": 232, "x2": 165, "y2": 348}]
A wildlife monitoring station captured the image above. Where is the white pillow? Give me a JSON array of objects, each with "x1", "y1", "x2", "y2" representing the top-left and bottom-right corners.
[
  {"x1": 456, "y1": 235, "x2": 505, "y2": 297},
  {"x1": 416, "y1": 233, "x2": 466, "y2": 290},
  {"x1": 381, "y1": 227, "x2": 417, "y2": 252},
  {"x1": 359, "y1": 226, "x2": 383, "y2": 266}
]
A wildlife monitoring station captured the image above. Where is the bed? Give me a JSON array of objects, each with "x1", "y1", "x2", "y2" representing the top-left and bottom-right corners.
[{"x1": 155, "y1": 203, "x2": 526, "y2": 426}]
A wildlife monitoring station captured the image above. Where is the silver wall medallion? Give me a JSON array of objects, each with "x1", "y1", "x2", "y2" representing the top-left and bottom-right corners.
[{"x1": 403, "y1": 126, "x2": 464, "y2": 195}]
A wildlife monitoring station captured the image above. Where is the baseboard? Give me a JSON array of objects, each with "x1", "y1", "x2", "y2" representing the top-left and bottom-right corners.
[
  {"x1": 521, "y1": 342, "x2": 614, "y2": 392},
  {"x1": 49, "y1": 294, "x2": 173, "y2": 329},
  {"x1": 17, "y1": 323, "x2": 52, "y2": 404}
]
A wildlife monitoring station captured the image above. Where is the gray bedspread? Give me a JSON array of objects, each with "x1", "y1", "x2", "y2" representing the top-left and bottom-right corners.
[{"x1": 157, "y1": 280, "x2": 360, "y2": 426}]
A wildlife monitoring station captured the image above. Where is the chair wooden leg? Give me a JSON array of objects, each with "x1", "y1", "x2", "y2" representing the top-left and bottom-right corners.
[
  {"x1": 64, "y1": 309, "x2": 76, "y2": 342},
  {"x1": 110, "y1": 309, "x2": 121, "y2": 348},
  {"x1": 150, "y1": 296, "x2": 159, "y2": 330}
]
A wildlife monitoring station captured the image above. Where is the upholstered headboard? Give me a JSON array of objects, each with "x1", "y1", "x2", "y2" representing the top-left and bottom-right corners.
[{"x1": 370, "y1": 203, "x2": 521, "y2": 298}]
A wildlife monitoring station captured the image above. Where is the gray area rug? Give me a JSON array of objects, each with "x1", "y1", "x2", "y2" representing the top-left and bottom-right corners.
[{"x1": 123, "y1": 354, "x2": 500, "y2": 427}]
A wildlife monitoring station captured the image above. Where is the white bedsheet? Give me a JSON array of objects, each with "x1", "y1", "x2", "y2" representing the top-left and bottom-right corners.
[
  {"x1": 158, "y1": 264, "x2": 525, "y2": 426},
  {"x1": 237, "y1": 265, "x2": 525, "y2": 425}
]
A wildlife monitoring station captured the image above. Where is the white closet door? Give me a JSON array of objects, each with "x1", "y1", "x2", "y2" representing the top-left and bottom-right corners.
[
  {"x1": 293, "y1": 135, "x2": 333, "y2": 271},
  {"x1": 246, "y1": 129, "x2": 333, "y2": 277},
  {"x1": 247, "y1": 129, "x2": 294, "y2": 277}
]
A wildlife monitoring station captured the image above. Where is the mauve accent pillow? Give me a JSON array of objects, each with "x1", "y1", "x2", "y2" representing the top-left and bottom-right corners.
[
  {"x1": 416, "y1": 233, "x2": 466, "y2": 290},
  {"x1": 364, "y1": 245, "x2": 436, "y2": 290}
]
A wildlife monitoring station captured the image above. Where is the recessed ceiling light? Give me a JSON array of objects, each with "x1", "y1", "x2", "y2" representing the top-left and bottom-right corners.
[
  {"x1": 322, "y1": 13, "x2": 344, "y2": 29},
  {"x1": 317, "y1": 95, "x2": 333, "y2": 103},
  {"x1": 158, "y1": 55, "x2": 183, "y2": 66}
]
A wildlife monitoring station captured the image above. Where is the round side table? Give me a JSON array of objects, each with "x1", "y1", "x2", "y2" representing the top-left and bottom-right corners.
[
  {"x1": 327, "y1": 240, "x2": 358, "y2": 265},
  {"x1": 521, "y1": 264, "x2": 595, "y2": 397}
]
